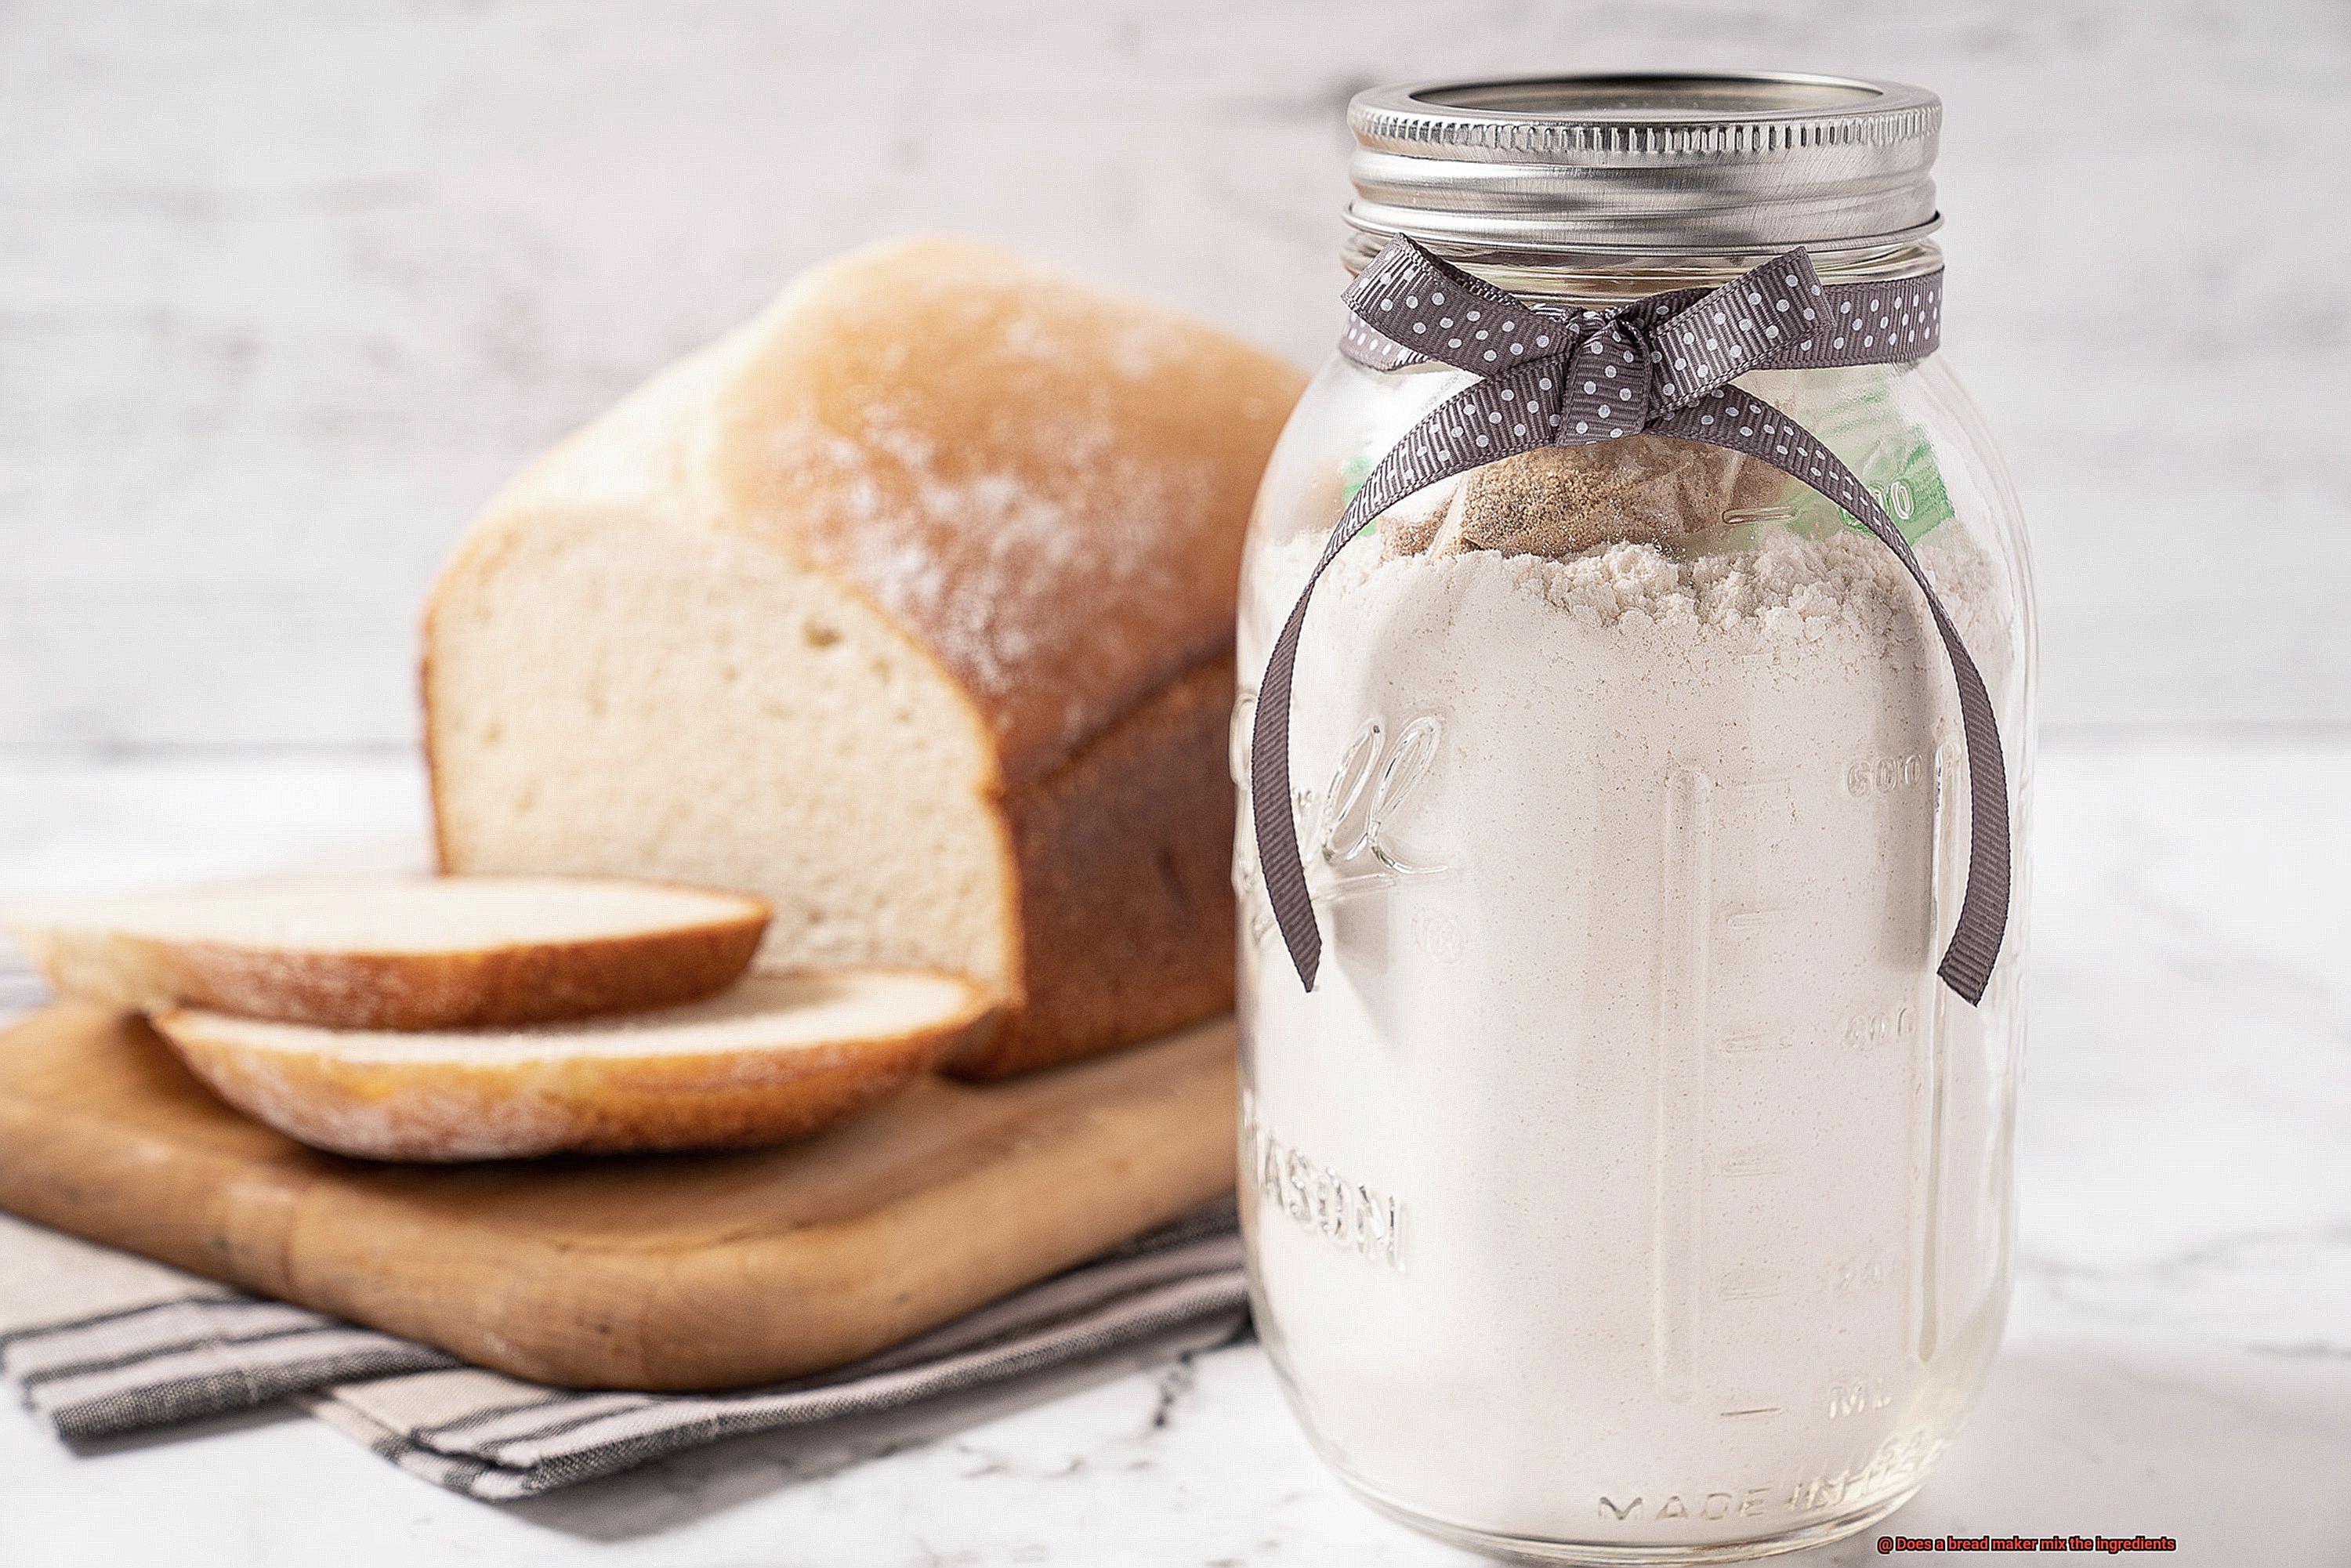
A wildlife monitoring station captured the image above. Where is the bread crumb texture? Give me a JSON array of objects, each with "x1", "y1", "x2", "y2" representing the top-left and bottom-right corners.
[
  {"x1": 4, "y1": 875, "x2": 768, "y2": 1029},
  {"x1": 155, "y1": 970, "x2": 995, "y2": 1161},
  {"x1": 427, "y1": 240, "x2": 1302, "y2": 1068}
]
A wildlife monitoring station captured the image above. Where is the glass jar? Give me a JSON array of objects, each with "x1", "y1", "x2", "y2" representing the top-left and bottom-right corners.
[{"x1": 1234, "y1": 76, "x2": 2036, "y2": 1563}]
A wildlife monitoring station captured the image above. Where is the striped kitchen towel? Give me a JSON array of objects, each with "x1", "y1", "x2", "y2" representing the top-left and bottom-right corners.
[
  {"x1": 0, "y1": 1203, "x2": 1248, "y2": 1500},
  {"x1": 0, "y1": 961, "x2": 1250, "y2": 1499}
]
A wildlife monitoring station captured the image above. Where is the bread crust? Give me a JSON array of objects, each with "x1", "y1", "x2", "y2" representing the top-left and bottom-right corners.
[
  {"x1": 11, "y1": 895, "x2": 769, "y2": 1032},
  {"x1": 152, "y1": 970, "x2": 996, "y2": 1161},
  {"x1": 947, "y1": 654, "x2": 1238, "y2": 1079},
  {"x1": 424, "y1": 239, "x2": 1299, "y2": 1076},
  {"x1": 704, "y1": 238, "x2": 1304, "y2": 782}
]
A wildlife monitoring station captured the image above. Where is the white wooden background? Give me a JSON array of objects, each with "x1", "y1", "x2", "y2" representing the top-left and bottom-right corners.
[{"x1": 5, "y1": 0, "x2": 2346, "y2": 751}]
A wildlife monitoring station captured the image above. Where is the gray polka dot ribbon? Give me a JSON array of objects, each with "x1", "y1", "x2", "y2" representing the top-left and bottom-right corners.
[{"x1": 1249, "y1": 238, "x2": 2010, "y2": 1005}]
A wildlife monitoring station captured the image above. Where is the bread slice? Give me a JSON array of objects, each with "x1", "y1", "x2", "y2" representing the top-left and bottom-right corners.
[
  {"x1": 423, "y1": 237, "x2": 1303, "y2": 1078},
  {"x1": 3, "y1": 875, "x2": 770, "y2": 1030},
  {"x1": 150, "y1": 969, "x2": 995, "y2": 1161}
]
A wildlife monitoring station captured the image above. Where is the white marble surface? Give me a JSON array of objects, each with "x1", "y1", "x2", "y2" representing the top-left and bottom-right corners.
[
  {"x1": 0, "y1": 740, "x2": 2346, "y2": 1565},
  {"x1": 5, "y1": 0, "x2": 2350, "y2": 748}
]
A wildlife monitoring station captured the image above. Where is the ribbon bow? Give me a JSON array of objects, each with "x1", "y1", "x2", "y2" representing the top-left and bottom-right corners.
[{"x1": 1249, "y1": 239, "x2": 2011, "y2": 1005}]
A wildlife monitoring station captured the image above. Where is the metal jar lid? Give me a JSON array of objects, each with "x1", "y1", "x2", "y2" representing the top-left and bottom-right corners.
[{"x1": 1347, "y1": 73, "x2": 1942, "y2": 255}]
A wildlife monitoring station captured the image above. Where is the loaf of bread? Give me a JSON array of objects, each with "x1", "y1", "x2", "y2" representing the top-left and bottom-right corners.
[
  {"x1": 152, "y1": 969, "x2": 994, "y2": 1161},
  {"x1": 5, "y1": 875, "x2": 767, "y2": 1030},
  {"x1": 424, "y1": 239, "x2": 1303, "y2": 1077}
]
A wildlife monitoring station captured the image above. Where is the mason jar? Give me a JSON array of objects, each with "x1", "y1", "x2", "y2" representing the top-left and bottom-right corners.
[{"x1": 1234, "y1": 75, "x2": 2036, "y2": 1563}]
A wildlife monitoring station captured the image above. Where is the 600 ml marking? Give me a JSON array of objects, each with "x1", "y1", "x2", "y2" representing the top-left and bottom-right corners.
[{"x1": 1241, "y1": 1090, "x2": 1404, "y2": 1270}]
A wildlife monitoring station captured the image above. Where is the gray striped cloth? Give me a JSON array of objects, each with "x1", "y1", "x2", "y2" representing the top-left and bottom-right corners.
[
  {"x1": 0, "y1": 1205, "x2": 1248, "y2": 1500},
  {"x1": 0, "y1": 963, "x2": 1248, "y2": 1501}
]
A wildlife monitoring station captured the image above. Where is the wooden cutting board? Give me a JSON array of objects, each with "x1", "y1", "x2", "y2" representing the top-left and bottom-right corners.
[{"x1": 0, "y1": 1003, "x2": 1237, "y2": 1391}]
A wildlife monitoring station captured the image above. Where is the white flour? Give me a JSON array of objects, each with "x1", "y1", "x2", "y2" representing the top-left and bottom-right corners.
[{"x1": 1240, "y1": 522, "x2": 2014, "y2": 1548}]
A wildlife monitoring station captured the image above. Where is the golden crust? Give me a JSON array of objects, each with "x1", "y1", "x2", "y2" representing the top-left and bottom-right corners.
[
  {"x1": 701, "y1": 237, "x2": 1304, "y2": 782},
  {"x1": 13, "y1": 898, "x2": 770, "y2": 1032},
  {"x1": 152, "y1": 971, "x2": 997, "y2": 1161},
  {"x1": 946, "y1": 654, "x2": 1238, "y2": 1079},
  {"x1": 423, "y1": 239, "x2": 1297, "y2": 1077}
]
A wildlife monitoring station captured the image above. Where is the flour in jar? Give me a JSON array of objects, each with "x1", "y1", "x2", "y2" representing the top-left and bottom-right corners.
[{"x1": 1240, "y1": 510, "x2": 2014, "y2": 1544}]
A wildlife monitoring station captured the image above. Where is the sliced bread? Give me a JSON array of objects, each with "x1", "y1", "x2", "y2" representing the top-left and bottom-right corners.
[
  {"x1": 150, "y1": 969, "x2": 996, "y2": 1161},
  {"x1": 4, "y1": 875, "x2": 770, "y2": 1030},
  {"x1": 424, "y1": 237, "x2": 1304, "y2": 1078}
]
